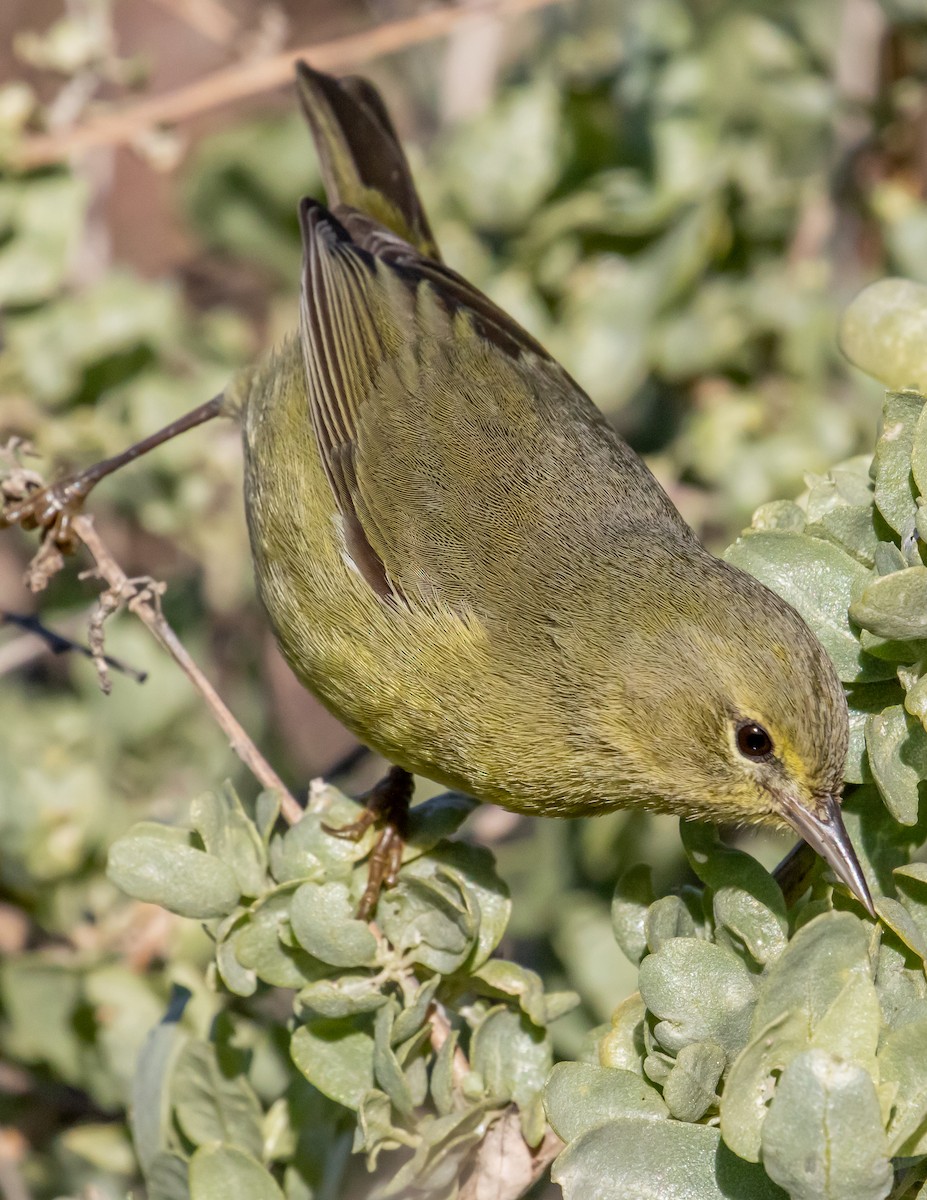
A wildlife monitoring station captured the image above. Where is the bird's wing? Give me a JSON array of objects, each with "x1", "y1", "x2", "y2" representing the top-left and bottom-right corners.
[{"x1": 299, "y1": 199, "x2": 688, "y2": 611}]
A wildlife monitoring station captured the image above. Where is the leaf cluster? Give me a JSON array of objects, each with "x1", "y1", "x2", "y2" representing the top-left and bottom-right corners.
[{"x1": 108, "y1": 783, "x2": 577, "y2": 1199}]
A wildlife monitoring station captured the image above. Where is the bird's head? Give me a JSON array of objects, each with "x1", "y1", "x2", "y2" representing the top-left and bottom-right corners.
[{"x1": 596, "y1": 543, "x2": 872, "y2": 914}]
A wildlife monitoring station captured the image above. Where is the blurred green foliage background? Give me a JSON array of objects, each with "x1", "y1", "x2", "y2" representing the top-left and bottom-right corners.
[{"x1": 2, "y1": 0, "x2": 927, "y2": 1196}]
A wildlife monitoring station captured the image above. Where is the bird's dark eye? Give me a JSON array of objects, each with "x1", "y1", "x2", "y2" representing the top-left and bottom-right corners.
[{"x1": 736, "y1": 721, "x2": 773, "y2": 761}]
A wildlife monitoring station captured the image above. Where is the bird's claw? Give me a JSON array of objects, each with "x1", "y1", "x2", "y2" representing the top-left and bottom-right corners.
[
  {"x1": 322, "y1": 766, "x2": 413, "y2": 920},
  {"x1": 1, "y1": 473, "x2": 95, "y2": 554}
]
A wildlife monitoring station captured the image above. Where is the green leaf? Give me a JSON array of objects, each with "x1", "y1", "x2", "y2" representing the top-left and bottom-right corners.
[
  {"x1": 644, "y1": 894, "x2": 698, "y2": 952},
  {"x1": 372, "y1": 1000, "x2": 415, "y2": 1117},
  {"x1": 270, "y1": 790, "x2": 374, "y2": 884},
  {"x1": 599, "y1": 992, "x2": 647, "y2": 1075},
  {"x1": 470, "y1": 1006, "x2": 552, "y2": 1142},
  {"x1": 295, "y1": 974, "x2": 387, "y2": 1019},
  {"x1": 146, "y1": 1152, "x2": 192, "y2": 1200},
  {"x1": 750, "y1": 911, "x2": 872, "y2": 1033},
  {"x1": 392, "y1": 976, "x2": 442, "y2": 1043},
  {"x1": 721, "y1": 913, "x2": 880, "y2": 1161},
  {"x1": 290, "y1": 1015, "x2": 375, "y2": 1111},
  {"x1": 552, "y1": 1117, "x2": 786, "y2": 1200},
  {"x1": 189, "y1": 1145, "x2": 284, "y2": 1200},
  {"x1": 472, "y1": 959, "x2": 558, "y2": 1027},
  {"x1": 875, "y1": 896, "x2": 927, "y2": 961},
  {"x1": 840, "y1": 279, "x2": 927, "y2": 392},
  {"x1": 723, "y1": 531, "x2": 891, "y2": 683},
  {"x1": 356, "y1": 1088, "x2": 415, "y2": 1163},
  {"x1": 289, "y1": 880, "x2": 379, "y2": 968},
  {"x1": 0, "y1": 176, "x2": 88, "y2": 305},
  {"x1": 424, "y1": 841, "x2": 512, "y2": 968},
  {"x1": 721, "y1": 1011, "x2": 809, "y2": 1162},
  {"x1": 443, "y1": 78, "x2": 564, "y2": 231},
  {"x1": 611, "y1": 865, "x2": 655, "y2": 965},
  {"x1": 402, "y1": 792, "x2": 478, "y2": 863},
  {"x1": 131, "y1": 990, "x2": 191, "y2": 1173},
  {"x1": 872, "y1": 391, "x2": 924, "y2": 542},
  {"x1": 913, "y1": 401, "x2": 927, "y2": 498},
  {"x1": 233, "y1": 889, "x2": 328, "y2": 989},
  {"x1": 752, "y1": 500, "x2": 807, "y2": 532},
  {"x1": 172, "y1": 1040, "x2": 264, "y2": 1159},
  {"x1": 807, "y1": 504, "x2": 880, "y2": 568},
  {"x1": 893, "y1": 863, "x2": 927, "y2": 956},
  {"x1": 850, "y1": 568, "x2": 927, "y2": 641},
  {"x1": 662, "y1": 1040, "x2": 725, "y2": 1121},
  {"x1": 877, "y1": 1014, "x2": 927, "y2": 1152},
  {"x1": 544, "y1": 1063, "x2": 667, "y2": 1143},
  {"x1": 214, "y1": 912, "x2": 257, "y2": 997},
  {"x1": 378, "y1": 864, "x2": 477, "y2": 974},
  {"x1": 865, "y1": 704, "x2": 927, "y2": 824},
  {"x1": 845, "y1": 681, "x2": 904, "y2": 784},
  {"x1": 874, "y1": 939, "x2": 927, "y2": 1032},
  {"x1": 681, "y1": 823, "x2": 787, "y2": 964},
  {"x1": 760, "y1": 1050, "x2": 891, "y2": 1200},
  {"x1": 638, "y1": 937, "x2": 756, "y2": 1060},
  {"x1": 191, "y1": 784, "x2": 267, "y2": 899},
  {"x1": 430, "y1": 1028, "x2": 461, "y2": 1117},
  {"x1": 807, "y1": 972, "x2": 880, "y2": 1074},
  {"x1": 108, "y1": 830, "x2": 240, "y2": 919}
]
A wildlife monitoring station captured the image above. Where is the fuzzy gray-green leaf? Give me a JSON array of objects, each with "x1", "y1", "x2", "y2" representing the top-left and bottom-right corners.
[
  {"x1": 638, "y1": 937, "x2": 756, "y2": 1060},
  {"x1": 553, "y1": 1117, "x2": 786, "y2": 1200},
  {"x1": 173, "y1": 1040, "x2": 263, "y2": 1159},
  {"x1": 544, "y1": 1062, "x2": 667, "y2": 1143},
  {"x1": 189, "y1": 1145, "x2": 284, "y2": 1200},
  {"x1": 289, "y1": 880, "x2": 378, "y2": 968},
  {"x1": 662, "y1": 1040, "x2": 725, "y2": 1121},
  {"x1": 760, "y1": 1049, "x2": 891, "y2": 1200},
  {"x1": 850, "y1": 567, "x2": 927, "y2": 642},
  {"x1": 290, "y1": 1015, "x2": 375, "y2": 1111},
  {"x1": 723, "y1": 531, "x2": 890, "y2": 682},
  {"x1": 866, "y1": 704, "x2": 927, "y2": 824},
  {"x1": 108, "y1": 831, "x2": 240, "y2": 919}
]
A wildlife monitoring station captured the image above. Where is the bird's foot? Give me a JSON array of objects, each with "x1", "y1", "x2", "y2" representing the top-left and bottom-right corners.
[
  {"x1": 324, "y1": 765, "x2": 413, "y2": 920},
  {"x1": 1, "y1": 469, "x2": 98, "y2": 553}
]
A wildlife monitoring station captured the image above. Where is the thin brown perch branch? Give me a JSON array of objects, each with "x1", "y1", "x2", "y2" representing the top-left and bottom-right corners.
[
  {"x1": 14, "y1": 0, "x2": 565, "y2": 169},
  {"x1": 71, "y1": 512, "x2": 302, "y2": 823}
]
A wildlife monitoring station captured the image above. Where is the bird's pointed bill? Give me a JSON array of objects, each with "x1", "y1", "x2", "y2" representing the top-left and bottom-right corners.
[{"x1": 779, "y1": 793, "x2": 875, "y2": 916}]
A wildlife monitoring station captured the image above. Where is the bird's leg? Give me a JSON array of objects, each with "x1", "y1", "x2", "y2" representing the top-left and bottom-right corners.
[
  {"x1": 1, "y1": 395, "x2": 225, "y2": 552},
  {"x1": 324, "y1": 765, "x2": 413, "y2": 920}
]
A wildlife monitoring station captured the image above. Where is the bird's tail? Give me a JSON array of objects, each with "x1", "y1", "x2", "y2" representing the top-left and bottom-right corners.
[{"x1": 294, "y1": 61, "x2": 441, "y2": 261}]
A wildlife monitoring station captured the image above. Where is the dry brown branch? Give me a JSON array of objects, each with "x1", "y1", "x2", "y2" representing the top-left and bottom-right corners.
[
  {"x1": 65, "y1": 511, "x2": 301, "y2": 821},
  {"x1": 14, "y1": 0, "x2": 565, "y2": 168},
  {"x1": 0, "y1": 610, "x2": 147, "y2": 681}
]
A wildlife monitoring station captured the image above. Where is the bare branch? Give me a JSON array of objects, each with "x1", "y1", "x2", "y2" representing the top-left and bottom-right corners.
[
  {"x1": 13, "y1": 0, "x2": 565, "y2": 169},
  {"x1": 0, "y1": 610, "x2": 147, "y2": 682},
  {"x1": 70, "y1": 513, "x2": 301, "y2": 821}
]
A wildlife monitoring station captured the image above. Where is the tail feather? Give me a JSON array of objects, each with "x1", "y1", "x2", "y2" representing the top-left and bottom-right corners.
[{"x1": 295, "y1": 61, "x2": 441, "y2": 262}]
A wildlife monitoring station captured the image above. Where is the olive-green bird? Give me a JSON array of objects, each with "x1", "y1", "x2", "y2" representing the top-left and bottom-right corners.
[{"x1": 7, "y1": 62, "x2": 872, "y2": 917}]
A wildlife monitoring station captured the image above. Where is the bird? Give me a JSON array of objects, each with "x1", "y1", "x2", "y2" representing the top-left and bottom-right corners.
[{"x1": 3, "y1": 61, "x2": 873, "y2": 920}]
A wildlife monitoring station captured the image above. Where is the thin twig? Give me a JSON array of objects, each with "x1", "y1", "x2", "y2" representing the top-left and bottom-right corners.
[
  {"x1": 13, "y1": 0, "x2": 565, "y2": 168},
  {"x1": 70, "y1": 512, "x2": 302, "y2": 822},
  {"x1": 0, "y1": 609, "x2": 147, "y2": 682}
]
